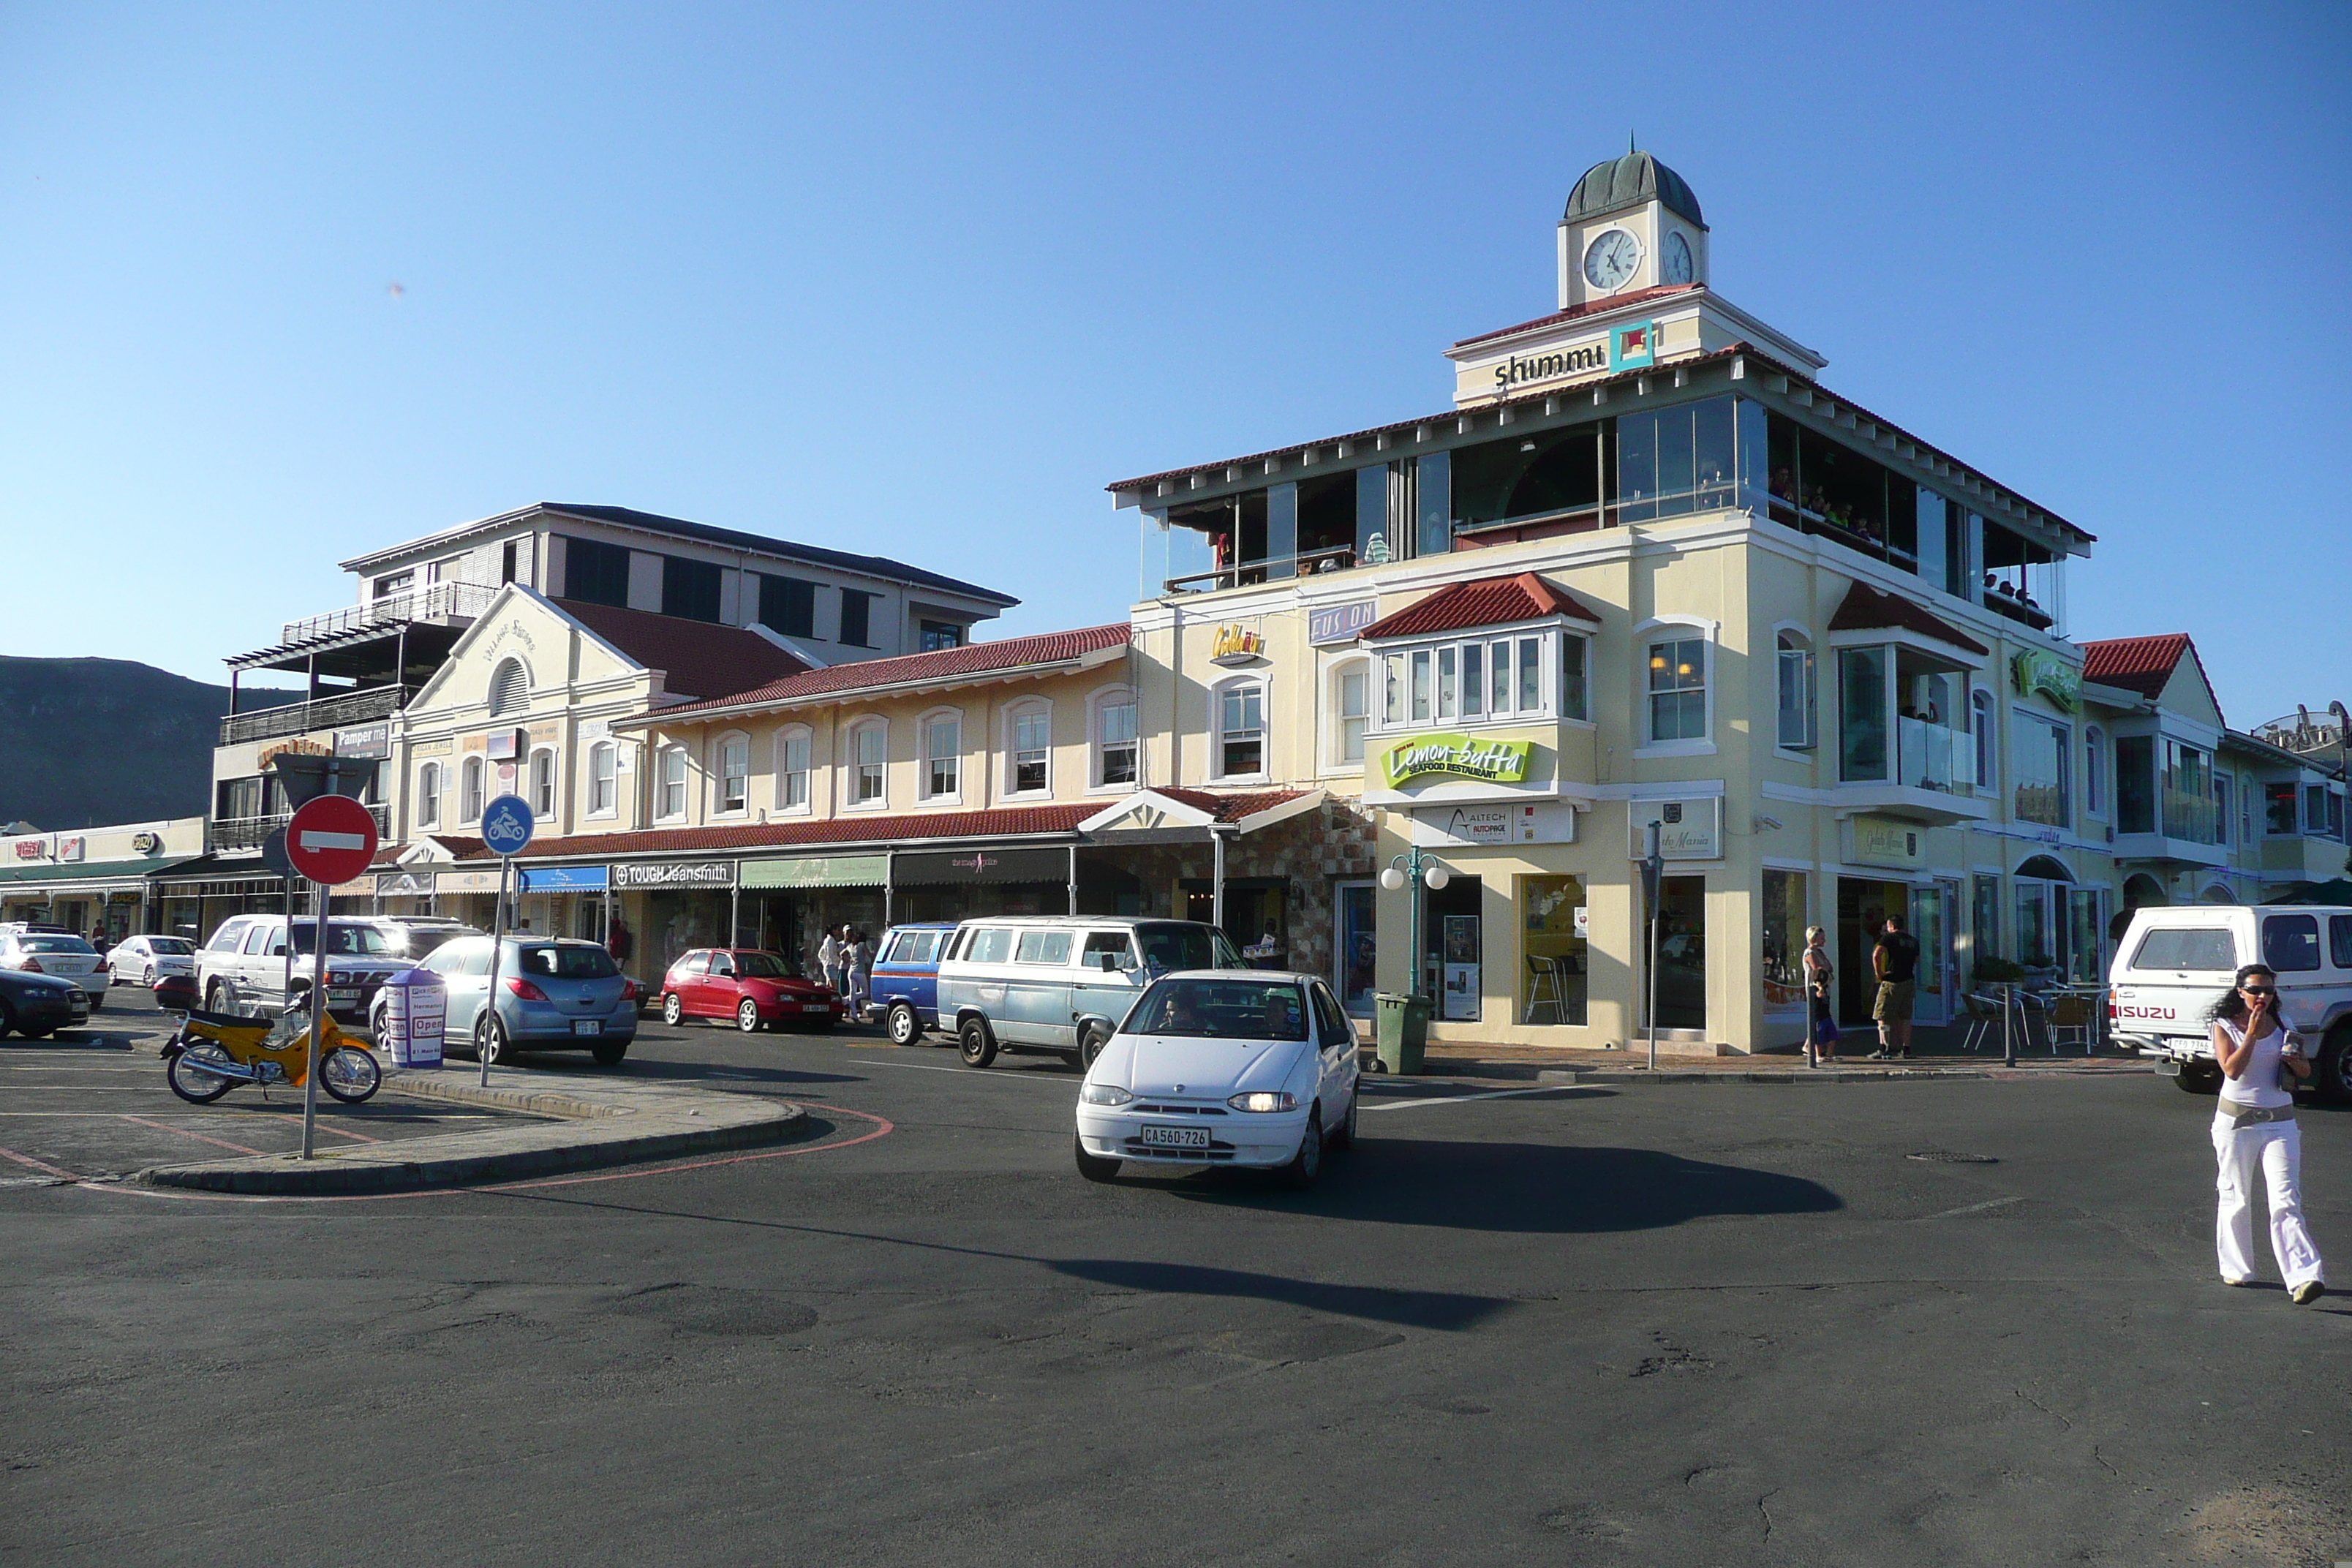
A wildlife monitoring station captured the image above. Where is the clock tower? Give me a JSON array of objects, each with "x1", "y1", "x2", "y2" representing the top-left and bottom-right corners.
[{"x1": 1556, "y1": 149, "x2": 1709, "y2": 312}]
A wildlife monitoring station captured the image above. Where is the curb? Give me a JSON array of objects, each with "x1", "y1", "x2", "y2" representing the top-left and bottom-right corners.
[{"x1": 132, "y1": 1073, "x2": 813, "y2": 1196}]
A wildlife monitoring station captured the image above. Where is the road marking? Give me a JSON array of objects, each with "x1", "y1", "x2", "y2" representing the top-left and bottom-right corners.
[
  {"x1": 1361, "y1": 1085, "x2": 1583, "y2": 1114},
  {"x1": 1916, "y1": 1196, "x2": 2027, "y2": 1222},
  {"x1": 0, "y1": 1144, "x2": 80, "y2": 1180},
  {"x1": 117, "y1": 1115, "x2": 268, "y2": 1157},
  {"x1": 869, "y1": 1060, "x2": 1074, "y2": 1086}
]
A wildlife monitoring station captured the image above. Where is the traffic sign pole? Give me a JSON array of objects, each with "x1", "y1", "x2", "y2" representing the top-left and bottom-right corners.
[
  {"x1": 477, "y1": 796, "x2": 537, "y2": 1088},
  {"x1": 302, "y1": 881, "x2": 328, "y2": 1158},
  {"x1": 283, "y1": 795, "x2": 381, "y2": 1159}
]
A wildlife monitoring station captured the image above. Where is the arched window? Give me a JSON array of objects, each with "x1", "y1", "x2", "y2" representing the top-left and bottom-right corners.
[
  {"x1": 774, "y1": 726, "x2": 811, "y2": 812},
  {"x1": 417, "y1": 761, "x2": 442, "y2": 829},
  {"x1": 459, "y1": 756, "x2": 486, "y2": 824},
  {"x1": 1775, "y1": 631, "x2": 1814, "y2": 750},
  {"x1": 1212, "y1": 678, "x2": 1265, "y2": 780},
  {"x1": 529, "y1": 748, "x2": 557, "y2": 818},
  {"x1": 587, "y1": 742, "x2": 618, "y2": 818},
  {"x1": 714, "y1": 734, "x2": 750, "y2": 815},
  {"x1": 488, "y1": 657, "x2": 529, "y2": 717},
  {"x1": 656, "y1": 745, "x2": 689, "y2": 821},
  {"x1": 1006, "y1": 701, "x2": 1052, "y2": 795},
  {"x1": 1323, "y1": 662, "x2": 1367, "y2": 769},
  {"x1": 921, "y1": 709, "x2": 962, "y2": 800},
  {"x1": 1093, "y1": 687, "x2": 1139, "y2": 788},
  {"x1": 848, "y1": 720, "x2": 887, "y2": 806}
]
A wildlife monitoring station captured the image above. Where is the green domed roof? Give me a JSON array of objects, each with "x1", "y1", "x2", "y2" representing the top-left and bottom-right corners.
[{"x1": 1563, "y1": 151, "x2": 1703, "y2": 228}]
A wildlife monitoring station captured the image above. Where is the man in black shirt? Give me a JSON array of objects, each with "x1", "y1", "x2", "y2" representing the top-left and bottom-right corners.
[{"x1": 1870, "y1": 913, "x2": 1923, "y2": 1060}]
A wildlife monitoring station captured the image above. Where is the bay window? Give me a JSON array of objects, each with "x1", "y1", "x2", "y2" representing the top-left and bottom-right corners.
[
  {"x1": 2162, "y1": 739, "x2": 2215, "y2": 842},
  {"x1": 2266, "y1": 781, "x2": 2299, "y2": 835},
  {"x1": 1839, "y1": 644, "x2": 1968, "y2": 790},
  {"x1": 1368, "y1": 628, "x2": 1575, "y2": 735},
  {"x1": 2118, "y1": 736, "x2": 2155, "y2": 833}
]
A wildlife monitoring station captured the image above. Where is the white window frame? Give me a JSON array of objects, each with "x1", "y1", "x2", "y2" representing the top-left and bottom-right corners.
[
  {"x1": 1324, "y1": 657, "x2": 1371, "y2": 772},
  {"x1": 1211, "y1": 676, "x2": 1268, "y2": 783},
  {"x1": 587, "y1": 742, "x2": 618, "y2": 819},
  {"x1": 1005, "y1": 701, "x2": 1053, "y2": 798},
  {"x1": 416, "y1": 760, "x2": 442, "y2": 829},
  {"x1": 846, "y1": 719, "x2": 888, "y2": 809},
  {"x1": 712, "y1": 731, "x2": 750, "y2": 818},
  {"x1": 529, "y1": 747, "x2": 558, "y2": 819},
  {"x1": 655, "y1": 745, "x2": 690, "y2": 823},
  {"x1": 1089, "y1": 686, "x2": 1139, "y2": 793},
  {"x1": 773, "y1": 725, "x2": 813, "y2": 815},
  {"x1": 459, "y1": 755, "x2": 486, "y2": 825},
  {"x1": 1558, "y1": 630, "x2": 1593, "y2": 726},
  {"x1": 1366, "y1": 621, "x2": 1568, "y2": 737},
  {"x1": 920, "y1": 708, "x2": 963, "y2": 802},
  {"x1": 1972, "y1": 687, "x2": 1997, "y2": 791},
  {"x1": 1635, "y1": 615, "x2": 1717, "y2": 758},
  {"x1": 1773, "y1": 623, "x2": 1815, "y2": 755}
]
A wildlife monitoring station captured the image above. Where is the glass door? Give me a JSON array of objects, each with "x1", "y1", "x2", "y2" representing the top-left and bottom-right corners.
[
  {"x1": 1911, "y1": 883, "x2": 1953, "y2": 1027},
  {"x1": 1335, "y1": 881, "x2": 1376, "y2": 1017}
]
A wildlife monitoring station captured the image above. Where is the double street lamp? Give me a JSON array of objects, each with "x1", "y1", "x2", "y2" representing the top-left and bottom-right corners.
[{"x1": 1379, "y1": 845, "x2": 1455, "y2": 1004}]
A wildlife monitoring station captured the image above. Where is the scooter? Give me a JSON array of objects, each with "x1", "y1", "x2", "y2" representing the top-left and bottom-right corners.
[{"x1": 162, "y1": 995, "x2": 382, "y2": 1106}]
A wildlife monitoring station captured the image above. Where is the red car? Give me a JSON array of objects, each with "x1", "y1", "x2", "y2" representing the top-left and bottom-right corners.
[{"x1": 657, "y1": 949, "x2": 842, "y2": 1033}]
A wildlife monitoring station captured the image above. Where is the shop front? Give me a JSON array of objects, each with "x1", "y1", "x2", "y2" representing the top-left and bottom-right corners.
[
  {"x1": 738, "y1": 853, "x2": 889, "y2": 975},
  {"x1": 434, "y1": 865, "x2": 505, "y2": 932},
  {"x1": 517, "y1": 864, "x2": 611, "y2": 943},
  {"x1": 611, "y1": 859, "x2": 736, "y2": 987},
  {"x1": 893, "y1": 847, "x2": 1077, "y2": 924}
]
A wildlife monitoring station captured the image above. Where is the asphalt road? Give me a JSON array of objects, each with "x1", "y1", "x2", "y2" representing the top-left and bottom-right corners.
[{"x1": 3, "y1": 1010, "x2": 2348, "y2": 1567}]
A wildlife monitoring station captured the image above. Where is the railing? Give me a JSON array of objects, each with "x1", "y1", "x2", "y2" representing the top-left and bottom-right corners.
[
  {"x1": 207, "y1": 802, "x2": 389, "y2": 854},
  {"x1": 219, "y1": 685, "x2": 415, "y2": 747},
  {"x1": 1896, "y1": 716, "x2": 1964, "y2": 794},
  {"x1": 1164, "y1": 542, "x2": 1362, "y2": 595},
  {"x1": 2161, "y1": 787, "x2": 2219, "y2": 844},
  {"x1": 278, "y1": 580, "x2": 500, "y2": 647}
]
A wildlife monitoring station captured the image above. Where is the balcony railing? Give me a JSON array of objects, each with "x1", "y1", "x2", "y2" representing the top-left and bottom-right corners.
[
  {"x1": 1896, "y1": 716, "x2": 1965, "y2": 795},
  {"x1": 278, "y1": 580, "x2": 500, "y2": 647},
  {"x1": 207, "y1": 802, "x2": 390, "y2": 854},
  {"x1": 220, "y1": 685, "x2": 415, "y2": 747}
]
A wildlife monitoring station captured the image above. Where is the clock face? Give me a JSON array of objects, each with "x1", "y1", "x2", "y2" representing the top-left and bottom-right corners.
[
  {"x1": 1583, "y1": 227, "x2": 1641, "y2": 292},
  {"x1": 1663, "y1": 230, "x2": 1694, "y2": 285}
]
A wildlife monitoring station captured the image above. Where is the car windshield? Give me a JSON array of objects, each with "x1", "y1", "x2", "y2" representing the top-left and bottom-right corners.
[
  {"x1": 1124, "y1": 978, "x2": 1308, "y2": 1041},
  {"x1": 289, "y1": 925, "x2": 393, "y2": 957},
  {"x1": 735, "y1": 952, "x2": 802, "y2": 979},
  {"x1": 146, "y1": 938, "x2": 194, "y2": 955},
  {"x1": 517, "y1": 944, "x2": 619, "y2": 979},
  {"x1": 18, "y1": 936, "x2": 96, "y2": 954},
  {"x1": 1135, "y1": 923, "x2": 1228, "y2": 973}
]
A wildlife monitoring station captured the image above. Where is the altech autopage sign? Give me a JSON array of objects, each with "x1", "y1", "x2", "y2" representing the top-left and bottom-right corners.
[{"x1": 1380, "y1": 733, "x2": 1533, "y2": 789}]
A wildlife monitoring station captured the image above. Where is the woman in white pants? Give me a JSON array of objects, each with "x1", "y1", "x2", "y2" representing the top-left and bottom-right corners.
[{"x1": 2208, "y1": 964, "x2": 2326, "y2": 1304}]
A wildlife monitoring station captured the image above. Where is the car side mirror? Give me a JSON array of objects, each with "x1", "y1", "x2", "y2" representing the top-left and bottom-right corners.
[{"x1": 1098, "y1": 951, "x2": 1120, "y2": 972}]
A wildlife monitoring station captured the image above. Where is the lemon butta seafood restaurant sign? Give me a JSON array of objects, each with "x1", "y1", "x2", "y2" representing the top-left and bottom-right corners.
[{"x1": 1380, "y1": 734, "x2": 1533, "y2": 788}]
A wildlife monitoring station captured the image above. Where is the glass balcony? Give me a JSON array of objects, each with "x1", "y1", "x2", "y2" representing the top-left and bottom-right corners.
[
  {"x1": 2162, "y1": 786, "x2": 2218, "y2": 844},
  {"x1": 1897, "y1": 715, "x2": 1964, "y2": 794}
]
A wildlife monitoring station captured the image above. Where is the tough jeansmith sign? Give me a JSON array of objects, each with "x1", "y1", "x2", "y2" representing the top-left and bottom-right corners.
[{"x1": 1380, "y1": 733, "x2": 1533, "y2": 788}]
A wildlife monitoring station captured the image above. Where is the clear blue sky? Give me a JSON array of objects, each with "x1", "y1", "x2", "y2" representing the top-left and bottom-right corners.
[{"x1": 4, "y1": 2, "x2": 2346, "y2": 728}]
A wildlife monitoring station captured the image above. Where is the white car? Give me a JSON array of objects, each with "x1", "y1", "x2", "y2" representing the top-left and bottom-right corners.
[
  {"x1": 1073, "y1": 970, "x2": 1361, "y2": 1187},
  {"x1": 0, "y1": 930, "x2": 109, "y2": 1006},
  {"x1": 108, "y1": 934, "x2": 197, "y2": 987}
]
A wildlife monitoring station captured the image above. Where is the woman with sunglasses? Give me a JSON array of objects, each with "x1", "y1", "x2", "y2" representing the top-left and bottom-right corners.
[{"x1": 2206, "y1": 964, "x2": 2326, "y2": 1303}]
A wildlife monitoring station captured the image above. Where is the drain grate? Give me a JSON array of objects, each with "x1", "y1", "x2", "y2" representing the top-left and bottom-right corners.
[{"x1": 1908, "y1": 1150, "x2": 1999, "y2": 1164}]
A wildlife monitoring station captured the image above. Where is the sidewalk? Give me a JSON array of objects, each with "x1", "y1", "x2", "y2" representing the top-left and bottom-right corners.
[{"x1": 133, "y1": 1066, "x2": 813, "y2": 1196}]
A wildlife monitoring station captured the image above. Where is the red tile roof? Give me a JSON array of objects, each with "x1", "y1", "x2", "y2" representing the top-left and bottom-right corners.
[
  {"x1": 2081, "y1": 633, "x2": 2223, "y2": 721},
  {"x1": 452, "y1": 804, "x2": 1100, "y2": 863},
  {"x1": 630, "y1": 622, "x2": 1131, "y2": 723},
  {"x1": 1450, "y1": 284, "x2": 1705, "y2": 350},
  {"x1": 554, "y1": 599, "x2": 808, "y2": 701},
  {"x1": 1360, "y1": 573, "x2": 1602, "y2": 641},
  {"x1": 1825, "y1": 581, "x2": 1989, "y2": 657},
  {"x1": 1150, "y1": 788, "x2": 1313, "y2": 823}
]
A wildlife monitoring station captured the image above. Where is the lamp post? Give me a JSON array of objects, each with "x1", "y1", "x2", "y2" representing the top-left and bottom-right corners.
[
  {"x1": 1639, "y1": 820, "x2": 1664, "y2": 1071},
  {"x1": 1379, "y1": 845, "x2": 1456, "y2": 1005}
]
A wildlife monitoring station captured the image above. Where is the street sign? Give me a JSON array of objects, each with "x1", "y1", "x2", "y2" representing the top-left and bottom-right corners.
[
  {"x1": 481, "y1": 794, "x2": 535, "y2": 859},
  {"x1": 284, "y1": 794, "x2": 379, "y2": 886},
  {"x1": 261, "y1": 827, "x2": 295, "y2": 881}
]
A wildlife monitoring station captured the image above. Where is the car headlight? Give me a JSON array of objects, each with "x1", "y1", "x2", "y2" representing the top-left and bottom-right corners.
[
  {"x1": 1080, "y1": 1082, "x2": 1134, "y2": 1107},
  {"x1": 1227, "y1": 1090, "x2": 1297, "y2": 1113}
]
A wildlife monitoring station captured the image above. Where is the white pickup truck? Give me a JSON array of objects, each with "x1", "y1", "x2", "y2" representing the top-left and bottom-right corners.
[{"x1": 2107, "y1": 904, "x2": 2352, "y2": 1104}]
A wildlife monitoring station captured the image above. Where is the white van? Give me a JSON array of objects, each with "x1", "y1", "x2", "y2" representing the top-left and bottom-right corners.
[
  {"x1": 2107, "y1": 904, "x2": 2352, "y2": 1102},
  {"x1": 934, "y1": 916, "x2": 1245, "y2": 1069}
]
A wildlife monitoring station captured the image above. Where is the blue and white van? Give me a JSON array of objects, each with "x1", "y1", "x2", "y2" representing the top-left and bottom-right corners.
[
  {"x1": 869, "y1": 921, "x2": 960, "y2": 1045},
  {"x1": 934, "y1": 916, "x2": 1245, "y2": 1069}
]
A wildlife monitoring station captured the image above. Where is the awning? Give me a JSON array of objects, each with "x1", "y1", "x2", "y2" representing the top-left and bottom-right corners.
[
  {"x1": 519, "y1": 865, "x2": 610, "y2": 892},
  {"x1": 0, "y1": 855, "x2": 203, "y2": 892},
  {"x1": 740, "y1": 854, "x2": 887, "y2": 891},
  {"x1": 893, "y1": 848, "x2": 1069, "y2": 886}
]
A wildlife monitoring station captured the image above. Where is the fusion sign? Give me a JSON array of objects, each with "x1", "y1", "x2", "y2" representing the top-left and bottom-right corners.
[{"x1": 1381, "y1": 734, "x2": 1533, "y2": 788}]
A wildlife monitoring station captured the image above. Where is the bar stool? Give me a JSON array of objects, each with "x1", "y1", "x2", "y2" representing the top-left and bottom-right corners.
[{"x1": 1525, "y1": 954, "x2": 1567, "y2": 1025}]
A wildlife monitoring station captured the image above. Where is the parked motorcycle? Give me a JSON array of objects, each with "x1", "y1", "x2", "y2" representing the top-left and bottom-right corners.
[{"x1": 163, "y1": 996, "x2": 382, "y2": 1106}]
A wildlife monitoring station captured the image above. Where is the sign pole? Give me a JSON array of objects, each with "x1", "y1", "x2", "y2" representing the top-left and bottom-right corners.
[
  {"x1": 484, "y1": 853, "x2": 508, "y2": 1088},
  {"x1": 279, "y1": 792, "x2": 381, "y2": 1159},
  {"x1": 1643, "y1": 821, "x2": 1664, "y2": 1072},
  {"x1": 474, "y1": 794, "x2": 537, "y2": 1088},
  {"x1": 301, "y1": 877, "x2": 328, "y2": 1158}
]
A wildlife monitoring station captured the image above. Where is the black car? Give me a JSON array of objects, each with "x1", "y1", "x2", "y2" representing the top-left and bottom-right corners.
[{"x1": 0, "y1": 968, "x2": 91, "y2": 1039}]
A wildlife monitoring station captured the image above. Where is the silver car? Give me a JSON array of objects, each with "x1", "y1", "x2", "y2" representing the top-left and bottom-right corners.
[
  {"x1": 108, "y1": 934, "x2": 197, "y2": 986},
  {"x1": 0, "y1": 931, "x2": 108, "y2": 1006},
  {"x1": 410, "y1": 935, "x2": 638, "y2": 1066}
]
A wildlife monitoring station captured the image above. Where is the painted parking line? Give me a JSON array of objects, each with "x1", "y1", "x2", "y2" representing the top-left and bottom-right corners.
[
  {"x1": 0, "y1": 1144, "x2": 80, "y2": 1180},
  {"x1": 870, "y1": 1060, "x2": 1074, "y2": 1085},
  {"x1": 116, "y1": 1115, "x2": 268, "y2": 1157},
  {"x1": 1360, "y1": 1085, "x2": 1584, "y2": 1114}
]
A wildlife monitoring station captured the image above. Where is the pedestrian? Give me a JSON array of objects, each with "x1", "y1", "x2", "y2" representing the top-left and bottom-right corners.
[
  {"x1": 1802, "y1": 925, "x2": 1837, "y2": 1065},
  {"x1": 848, "y1": 929, "x2": 874, "y2": 1015},
  {"x1": 1867, "y1": 913, "x2": 1920, "y2": 1060},
  {"x1": 2207, "y1": 965, "x2": 2326, "y2": 1303},
  {"x1": 818, "y1": 924, "x2": 846, "y2": 998}
]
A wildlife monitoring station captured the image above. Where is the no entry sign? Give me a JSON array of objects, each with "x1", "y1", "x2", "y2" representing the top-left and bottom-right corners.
[{"x1": 285, "y1": 794, "x2": 380, "y2": 886}]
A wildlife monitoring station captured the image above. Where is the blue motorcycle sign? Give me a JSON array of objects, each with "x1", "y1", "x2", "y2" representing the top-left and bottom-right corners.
[{"x1": 481, "y1": 794, "x2": 536, "y2": 859}]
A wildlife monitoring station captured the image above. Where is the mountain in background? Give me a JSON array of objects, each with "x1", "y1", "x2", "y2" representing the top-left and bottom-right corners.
[{"x1": 0, "y1": 657, "x2": 297, "y2": 830}]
